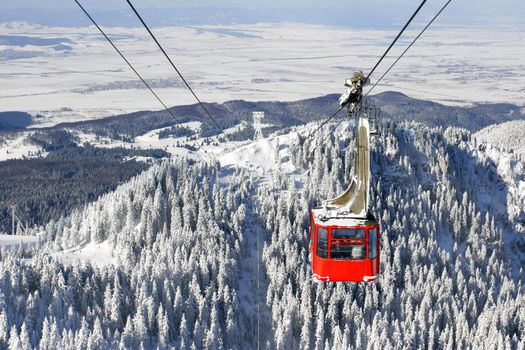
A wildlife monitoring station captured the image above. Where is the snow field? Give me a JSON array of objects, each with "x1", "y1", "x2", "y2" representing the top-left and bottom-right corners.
[
  {"x1": 0, "y1": 132, "x2": 46, "y2": 161},
  {"x1": 1, "y1": 22, "x2": 524, "y2": 127},
  {"x1": 50, "y1": 241, "x2": 116, "y2": 267},
  {"x1": 0, "y1": 234, "x2": 40, "y2": 250}
]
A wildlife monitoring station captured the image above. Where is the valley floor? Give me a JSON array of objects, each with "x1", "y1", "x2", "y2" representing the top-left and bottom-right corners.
[{"x1": 1, "y1": 22, "x2": 524, "y2": 127}]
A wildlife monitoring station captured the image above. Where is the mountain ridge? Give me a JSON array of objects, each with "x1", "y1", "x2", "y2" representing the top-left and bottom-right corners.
[{"x1": 35, "y1": 91, "x2": 525, "y2": 140}]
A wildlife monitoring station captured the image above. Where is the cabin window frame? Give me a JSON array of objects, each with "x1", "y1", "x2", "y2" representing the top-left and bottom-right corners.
[
  {"x1": 329, "y1": 242, "x2": 366, "y2": 260},
  {"x1": 368, "y1": 227, "x2": 378, "y2": 259},
  {"x1": 316, "y1": 227, "x2": 329, "y2": 259},
  {"x1": 328, "y1": 226, "x2": 367, "y2": 260}
]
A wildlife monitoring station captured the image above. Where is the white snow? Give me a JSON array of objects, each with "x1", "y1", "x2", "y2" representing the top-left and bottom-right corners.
[
  {"x1": 475, "y1": 120, "x2": 525, "y2": 160},
  {"x1": 0, "y1": 132, "x2": 46, "y2": 161},
  {"x1": 135, "y1": 121, "x2": 202, "y2": 144},
  {"x1": 482, "y1": 144, "x2": 525, "y2": 230},
  {"x1": 219, "y1": 131, "x2": 298, "y2": 175},
  {"x1": 73, "y1": 124, "x2": 237, "y2": 162},
  {"x1": 0, "y1": 234, "x2": 41, "y2": 250},
  {"x1": 1, "y1": 23, "x2": 524, "y2": 127},
  {"x1": 51, "y1": 240, "x2": 116, "y2": 267},
  {"x1": 72, "y1": 119, "x2": 267, "y2": 163}
]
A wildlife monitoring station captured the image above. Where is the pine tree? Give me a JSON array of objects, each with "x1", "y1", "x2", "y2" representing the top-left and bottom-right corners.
[
  {"x1": 0, "y1": 311, "x2": 7, "y2": 346},
  {"x1": 205, "y1": 306, "x2": 223, "y2": 350},
  {"x1": 121, "y1": 316, "x2": 135, "y2": 349},
  {"x1": 19, "y1": 323, "x2": 31, "y2": 350},
  {"x1": 8, "y1": 326, "x2": 21, "y2": 350},
  {"x1": 87, "y1": 318, "x2": 105, "y2": 350},
  {"x1": 157, "y1": 305, "x2": 169, "y2": 349}
]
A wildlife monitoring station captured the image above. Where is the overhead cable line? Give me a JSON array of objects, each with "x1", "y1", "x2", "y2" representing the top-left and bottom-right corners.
[
  {"x1": 314, "y1": 0, "x2": 453, "y2": 150},
  {"x1": 300, "y1": 107, "x2": 343, "y2": 144},
  {"x1": 365, "y1": 0, "x2": 428, "y2": 81},
  {"x1": 73, "y1": 0, "x2": 182, "y2": 125},
  {"x1": 125, "y1": 0, "x2": 227, "y2": 139},
  {"x1": 294, "y1": 0, "x2": 429, "y2": 149},
  {"x1": 364, "y1": 0, "x2": 453, "y2": 98},
  {"x1": 73, "y1": 0, "x2": 217, "y2": 162}
]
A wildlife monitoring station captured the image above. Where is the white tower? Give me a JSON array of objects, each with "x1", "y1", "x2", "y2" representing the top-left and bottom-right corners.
[{"x1": 252, "y1": 111, "x2": 264, "y2": 140}]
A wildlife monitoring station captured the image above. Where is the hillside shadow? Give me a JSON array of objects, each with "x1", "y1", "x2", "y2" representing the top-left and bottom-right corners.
[
  {"x1": 397, "y1": 126, "x2": 524, "y2": 279},
  {"x1": 371, "y1": 124, "x2": 525, "y2": 280}
]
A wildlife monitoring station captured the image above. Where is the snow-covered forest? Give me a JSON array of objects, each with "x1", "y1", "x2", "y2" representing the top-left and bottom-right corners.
[
  {"x1": 475, "y1": 120, "x2": 525, "y2": 161},
  {"x1": 0, "y1": 121, "x2": 524, "y2": 349}
]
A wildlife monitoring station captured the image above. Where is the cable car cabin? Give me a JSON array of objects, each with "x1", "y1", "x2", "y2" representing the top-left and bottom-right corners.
[
  {"x1": 310, "y1": 208, "x2": 380, "y2": 282},
  {"x1": 308, "y1": 71, "x2": 380, "y2": 282}
]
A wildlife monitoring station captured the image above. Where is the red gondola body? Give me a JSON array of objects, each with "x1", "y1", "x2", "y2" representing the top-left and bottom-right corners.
[
  {"x1": 310, "y1": 209, "x2": 380, "y2": 282},
  {"x1": 308, "y1": 71, "x2": 381, "y2": 282}
]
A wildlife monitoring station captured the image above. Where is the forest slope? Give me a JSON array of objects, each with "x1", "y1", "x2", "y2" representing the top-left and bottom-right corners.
[
  {"x1": 475, "y1": 120, "x2": 525, "y2": 160},
  {"x1": 0, "y1": 121, "x2": 524, "y2": 349}
]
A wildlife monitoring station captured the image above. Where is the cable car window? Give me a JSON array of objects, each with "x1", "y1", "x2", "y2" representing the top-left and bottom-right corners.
[
  {"x1": 332, "y1": 228, "x2": 365, "y2": 239},
  {"x1": 316, "y1": 228, "x2": 328, "y2": 259},
  {"x1": 368, "y1": 228, "x2": 378, "y2": 259},
  {"x1": 331, "y1": 244, "x2": 366, "y2": 260}
]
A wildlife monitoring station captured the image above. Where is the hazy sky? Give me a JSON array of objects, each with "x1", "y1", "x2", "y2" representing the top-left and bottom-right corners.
[
  {"x1": 2, "y1": 0, "x2": 524, "y2": 14},
  {"x1": 2, "y1": 0, "x2": 524, "y2": 27}
]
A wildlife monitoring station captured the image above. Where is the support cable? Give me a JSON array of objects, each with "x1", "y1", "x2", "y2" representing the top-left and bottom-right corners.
[
  {"x1": 125, "y1": 0, "x2": 228, "y2": 139},
  {"x1": 74, "y1": 0, "x2": 181, "y2": 125},
  {"x1": 73, "y1": 0, "x2": 217, "y2": 162},
  {"x1": 365, "y1": 0, "x2": 428, "y2": 81},
  {"x1": 311, "y1": 0, "x2": 453, "y2": 160},
  {"x1": 293, "y1": 0, "x2": 428, "y2": 149},
  {"x1": 364, "y1": 0, "x2": 453, "y2": 98},
  {"x1": 293, "y1": 0, "x2": 456, "y2": 150}
]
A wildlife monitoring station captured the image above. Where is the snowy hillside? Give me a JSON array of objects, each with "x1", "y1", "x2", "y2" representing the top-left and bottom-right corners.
[
  {"x1": 0, "y1": 121, "x2": 524, "y2": 349},
  {"x1": 475, "y1": 120, "x2": 525, "y2": 161}
]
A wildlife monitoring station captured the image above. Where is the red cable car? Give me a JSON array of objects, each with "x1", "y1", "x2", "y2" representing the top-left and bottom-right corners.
[
  {"x1": 309, "y1": 210, "x2": 380, "y2": 282},
  {"x1": 309, "y1": 72, "x2": 380, "y2": 282}
]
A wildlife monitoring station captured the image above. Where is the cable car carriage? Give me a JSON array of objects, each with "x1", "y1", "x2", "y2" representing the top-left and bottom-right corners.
[
  {"x1": 310, "y1": 211, "x2": 380, "y2": 282},
  {"x1": 309, "y1": 73, "x2": 380, "y2": 282}
]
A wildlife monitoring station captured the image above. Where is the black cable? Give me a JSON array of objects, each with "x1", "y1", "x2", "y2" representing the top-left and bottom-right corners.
[
  {"x1": 365, "y1": 0, "x2": 453, "y2": 98},
  {"x1": 125, "y1": 0, "x2": 225, "y2": 136},
  {"x1": 366, "y1": 0, "x2": 428, "y2": 81},
  {"x1": 294, "y1": 0, "x2": 428, "y2": 149},
  {"x1": 296, "y1": 106, "x2": 344, "y2": 148},
  {"x1": 74, "y1": 0, "x2": 182, "y2": 125},
  {"x1": 310, "y1": 0, "x2": 452, "y2": 150},
  {"x1": 73, "y1": 0, "x2": 217, "y2": 162},
  {"x1": 310, "y1": 106, "x2": 345, "y2": 136}
]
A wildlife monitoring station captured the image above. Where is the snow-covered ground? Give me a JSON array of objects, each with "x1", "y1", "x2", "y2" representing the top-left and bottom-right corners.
[
  {"x1": 0, "y1": 131, "x2": 46, "y2": 161},
  {"x1": 481, "y1": 144, "x2": 525, "y2": 231},
  {"x1": 50, "y1": 240, "x2": 116, "y2": 267},
  {"x1": 0, "y1": 234, "x2": 40, "y2": 250},
  {"x1": 1, "y1": 22, "x2": 524, "y2": 127},
  {"x1": 71, "y1": 119, "x2": 258, "y2": 162},
  {"x1": 219, "y1": 132, "x2": 297, "y2": 174}
]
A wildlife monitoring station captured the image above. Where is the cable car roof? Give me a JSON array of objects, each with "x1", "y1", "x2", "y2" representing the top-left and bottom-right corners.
[{"x1": 311, "y1": 208, "x2": 377, "y2": 227}]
